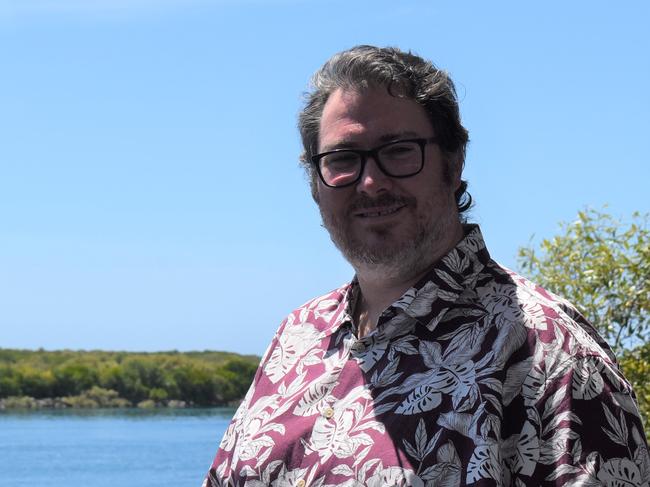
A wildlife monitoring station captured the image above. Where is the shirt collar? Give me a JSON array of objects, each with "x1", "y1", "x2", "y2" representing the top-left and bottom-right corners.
[
  {"x1": 325, "y1": 224, "x2": 490, "y2": 335},
  {"x1": 388, "y1": 224, "x2": 489, "y2": 326}
]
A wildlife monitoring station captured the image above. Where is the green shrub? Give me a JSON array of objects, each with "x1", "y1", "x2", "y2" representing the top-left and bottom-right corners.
[
  {"x1": 137, "y1": 399, "x2": 157, "y2": 409},
  {"x1": 0, "y1": 396, "x2": 37, "y2": 409},
  {"x1": 82, "y1": 386, "x2": 130, "y2": 407},
  {"x1": 0, "y1": 367, "x2": 22, "y2": 398},
  {"x1": 620, "y1": 344, "x2": 650, "y2": 438},
  {"x1": 148, "y1": 387, "x2": 168, "y2": 402}
]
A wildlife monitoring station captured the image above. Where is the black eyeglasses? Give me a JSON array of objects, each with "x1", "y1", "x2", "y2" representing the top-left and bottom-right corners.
[{"x1": 311, "y1": 137, "x2": 437, "y2": 188}]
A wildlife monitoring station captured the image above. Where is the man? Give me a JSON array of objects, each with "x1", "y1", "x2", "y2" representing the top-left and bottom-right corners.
[{"x1": 204, "y1": 46, "x2": 649, "y2": 486}]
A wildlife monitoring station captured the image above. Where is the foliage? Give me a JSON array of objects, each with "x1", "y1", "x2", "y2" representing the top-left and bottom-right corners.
[
  {"x1": 518, "y1": 209, "x2": 649, "y2": 353},
  {"x1": 71, "y1": 386, "x2": 131, "y2": 408},
  {"x1": 0, "y1": 349, "x2": 259, "y2": 407},
  {"x1": 619, "y1": 344, "x2": 650, "y2": 437},
  {"x1": 0, "y1": 396, "x2": 39, "y2": 409}
]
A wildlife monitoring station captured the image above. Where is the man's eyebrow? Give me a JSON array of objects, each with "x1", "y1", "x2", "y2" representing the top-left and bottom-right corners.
[
  {"x1": 321, "y1": 131, "x2": 422, "y2": 152},
  {"x1": 320, "y1": 140, "x2": 361, "y2": 152},
  {"x1": 377, "y1": 131, "x2": 420, "y2": 142}
]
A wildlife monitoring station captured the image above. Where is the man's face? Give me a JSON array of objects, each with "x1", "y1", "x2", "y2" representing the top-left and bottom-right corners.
[{"x1": 315, "y1": 87, "x2": 463, "y2": 279}]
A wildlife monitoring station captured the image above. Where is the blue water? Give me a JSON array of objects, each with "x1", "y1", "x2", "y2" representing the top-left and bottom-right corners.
[{"x1": 0, "y1": 408, "x2": 234, "y2": 487}]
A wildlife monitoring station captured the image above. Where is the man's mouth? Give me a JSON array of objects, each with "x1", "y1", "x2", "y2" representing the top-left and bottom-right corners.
[{"x1": 354, "y1": 204, "x2": 406, "y2": 218}]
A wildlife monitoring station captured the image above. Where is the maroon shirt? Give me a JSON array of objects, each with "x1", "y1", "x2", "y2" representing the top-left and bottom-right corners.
[{"x1": 204, "y1": 226, "x2": 649, "y2": 486}]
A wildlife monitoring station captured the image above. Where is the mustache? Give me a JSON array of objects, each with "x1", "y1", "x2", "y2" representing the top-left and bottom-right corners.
[{"x1": 347, "y1": 193, "x2": 416, "y2": 213}]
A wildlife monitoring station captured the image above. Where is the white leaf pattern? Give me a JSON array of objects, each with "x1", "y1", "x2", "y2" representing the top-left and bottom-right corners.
[
  {"x1": 442, "y1": 249, "x2": 469, "y2": 274},
  {"x1": 543, "y1": 410, "x2": 582, "y2": 436},
  {"x1": 597, "y1": 458, "x2": 644, "y2": 486},
  {"x1": 293, "y1": 374, "x2": 337, "y2": 417},
  {"x1": 542, "y1": 384, "x2": 568, "y2": 421},
  {"x1": 403, "y1": 281, "x2": 440, "y2": 317},
  {"x1": 539, "y1": 428, "x2": 578, "y2": 464},
  {"x1": 402, "y1": 438, "x2": 420, "y2": 462},
  {"x1": 437, "y1": 411, "x2": 477, "y2": 439},
  {"x1": 419, "y1": 340, "x2": 442, "y2": 368},
  {"x1": 441, "y1": 322, "x2": 490, "y2": 365},
  {"x1": 502, "y1": 358, "x2": 533, "y2": 405},
  {"x1": 613, "y1": 392, "x2": 641, "y2": 416},
  {"x1": 572, "y1": 357, "x2": 604, "y2": 400},
  {"x1": 435, "y1": 268, "x2": 465, "y2": 291},
  {"x1": 331, "y1": 465, "x2": 354, "y2": 476},
  {"x1": 352, "y1": 336, "x2": 389, "y2": 372},
  {"x1": 395, "y1": 385, "x2": 442, "y2": 415},
  {"x1": 415, "y1": 418, "x2": 428, "y2": 457},
  {"x1": 264, "y1": 324, "x2": 322, "y2": 383},
  {"x1": 545, "y1": 463, "x2": 582, "y2": 481},
  {"x1": 371, "y1": 356, "x2": 402, "y2": 388},
  {"x1": 391, "y1": 336, "x2": 419, "y2": 355},
  {"x1": 467, "y1": 442, "x2": 501, "y2": 483},
  {"x1": 491, "y1": 320, "x2": 527, "y2": 367},
  {"x1": 512, "y1": 421, "x2": 540, "y2": 475},
  {"x1": 372, "y1": 401, "x2": 397, "y2": 416},
  {"x1": 602, "y1": 403, "x2": 629, "y2": 446}
]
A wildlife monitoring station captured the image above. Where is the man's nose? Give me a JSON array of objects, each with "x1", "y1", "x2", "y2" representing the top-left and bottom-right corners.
[{"x1": 356, "y1": 157, "x2": 392, "y2": 196}]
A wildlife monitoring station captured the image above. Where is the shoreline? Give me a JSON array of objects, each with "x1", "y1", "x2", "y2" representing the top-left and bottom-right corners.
[{"x1": 0, "y1": 392, "x2": 241, "y2": 410}]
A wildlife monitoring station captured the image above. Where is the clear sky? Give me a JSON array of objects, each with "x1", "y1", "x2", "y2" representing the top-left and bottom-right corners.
[{"x1": 1, "y1": 0, "x2": 648, "y2": 356}]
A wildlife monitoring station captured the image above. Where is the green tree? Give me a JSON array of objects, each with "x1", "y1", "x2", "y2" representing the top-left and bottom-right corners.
[
  {"x1": 0, "y1": 366, "x2": 22, "y2": 397},
  {"x1": 18, "y1": 368, "x2": 54, "y2": 398},
  {"x1": 518, "y1": 209, "x2": 649, "y2": 353},
  {"x1": 52, "y1": 362, "x2": 99, "y2": 396},
  {"x1": 217, "y1": 358, "x2": 257, "y2": 399},
  {"x1": 619, "y1": 344, "x2": 650, "y2": 424}
]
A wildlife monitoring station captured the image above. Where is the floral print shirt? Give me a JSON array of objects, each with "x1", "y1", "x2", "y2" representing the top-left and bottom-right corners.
[{"x1": 204, "y1": 225, "x2": 649, "y2": 486}]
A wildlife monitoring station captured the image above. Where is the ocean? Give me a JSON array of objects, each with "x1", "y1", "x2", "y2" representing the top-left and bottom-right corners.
[{"x1": 0, "y1": 408, "x2": 234, "y2": 487}]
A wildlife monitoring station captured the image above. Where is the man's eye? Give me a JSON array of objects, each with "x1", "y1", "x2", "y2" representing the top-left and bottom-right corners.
[
  {"x1": 383, "y1": 144, "x2": 416, "y2": 158},
  {"x1": 326, "y1": 153, "x2": 359, "y2": 166}
]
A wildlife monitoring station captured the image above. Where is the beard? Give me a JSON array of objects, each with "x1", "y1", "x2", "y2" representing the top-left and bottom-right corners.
[{"x1": 319, "y1": 191, "x2": 459, "y2": 281}]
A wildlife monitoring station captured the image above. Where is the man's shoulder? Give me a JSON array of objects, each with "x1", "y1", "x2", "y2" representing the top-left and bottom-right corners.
[
  {"x1": 477, "y1": 259, "x2": 617, "y2": 363},
  {"x1": 479, "y1": 258, "x2": 584, "y2": 320},
  {"x1": 277, "y1": 282, "x2": 354, "y2": 334},
  {"x1": 291, "y1": 282, "x2": 352, "y2": 317},
  {"x1": 254, "y1": 282, "x2": 354, "y2": 379}
]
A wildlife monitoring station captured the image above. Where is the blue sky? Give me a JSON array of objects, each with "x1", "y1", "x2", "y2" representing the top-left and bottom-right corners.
[{"x1": 1, "y1": 0, "x2": 648, "y2": 355}]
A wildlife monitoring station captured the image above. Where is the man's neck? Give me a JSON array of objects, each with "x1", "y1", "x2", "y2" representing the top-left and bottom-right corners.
[
  {"x1": 353, "y1": 268, "x2": 431, "y2": 338},
  {"x1": 352, "y1": 225, "x2": 464, "y2": 338}
]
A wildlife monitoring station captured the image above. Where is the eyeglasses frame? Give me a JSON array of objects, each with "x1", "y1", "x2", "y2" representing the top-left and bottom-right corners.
[{"x1": 310, "y1": 137, "x2": 438, "y2": 188}]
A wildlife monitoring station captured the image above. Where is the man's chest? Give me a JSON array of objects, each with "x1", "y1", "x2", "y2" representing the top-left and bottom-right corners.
[{"x1": 216, "y1": 317, "x2": 521, "y2": 486}]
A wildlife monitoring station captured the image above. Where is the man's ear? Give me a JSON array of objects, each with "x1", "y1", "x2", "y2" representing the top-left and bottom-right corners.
[
  {"x1": 453, "y1": 167, "x2": 462, "y2": 192},
  {"x1": 311, "y1": 177, "x2": 320, "y2": 204},
  {"x1": 444, "y1": 152, "x2": 463, "y2": 192},
  {"x1": 301, "y1": 151, "x2": 321, "y2": 203}
]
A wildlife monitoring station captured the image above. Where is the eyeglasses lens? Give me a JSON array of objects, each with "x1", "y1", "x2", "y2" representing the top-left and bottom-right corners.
[{"x1": 320, "y1": 153, "x2": 361, "y2": 187}]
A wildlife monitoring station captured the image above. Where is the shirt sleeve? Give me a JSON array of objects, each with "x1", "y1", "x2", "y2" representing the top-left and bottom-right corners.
[{"x1": 520, "y1": 354, "x2": 650, "y2": 486}]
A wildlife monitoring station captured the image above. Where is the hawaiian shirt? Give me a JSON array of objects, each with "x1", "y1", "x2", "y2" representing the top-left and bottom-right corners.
[{"x1": 204, "y1": 225, "x2": 650, "y2": 486}]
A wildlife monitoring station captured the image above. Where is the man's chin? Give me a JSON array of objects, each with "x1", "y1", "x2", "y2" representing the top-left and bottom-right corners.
[
  {"x1": 337, "y1": 231, "x2": 396, "y2": 256},
  {"x1": 339, "y1": 240, "x2": 412, "y2": 268},
  {"x1": 324, "y1": 220, "x2": 423, "y2": 271}
]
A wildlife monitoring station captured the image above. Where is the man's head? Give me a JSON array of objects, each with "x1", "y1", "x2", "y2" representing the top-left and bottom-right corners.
[
  {"x1": 298, "y1": 45, "x2": 471, "y2": 217},
  {"x1": 297, "y1": 46, "x2": 471, "y2": 280}
]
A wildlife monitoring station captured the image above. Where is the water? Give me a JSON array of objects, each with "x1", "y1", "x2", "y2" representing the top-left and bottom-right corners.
[{"x1": 0, "y1": 408, "x2": 234, "y2": 487}]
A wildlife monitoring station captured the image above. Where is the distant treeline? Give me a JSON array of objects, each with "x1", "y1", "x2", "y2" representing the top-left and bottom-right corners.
[{"x1": 0, "y1": 348, "x2": 259, "y2": 408}]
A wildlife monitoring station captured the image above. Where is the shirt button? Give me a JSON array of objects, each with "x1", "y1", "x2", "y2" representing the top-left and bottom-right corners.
[
  {"x1": 353, "y1": 342, "x2": 366, "y2": 353},
  {"x1": 323, "y1": 407, "x2": 334, "y2": 419},
  {"x1": 296, "y1": 480, "x2": 306, "y2": 487}
]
